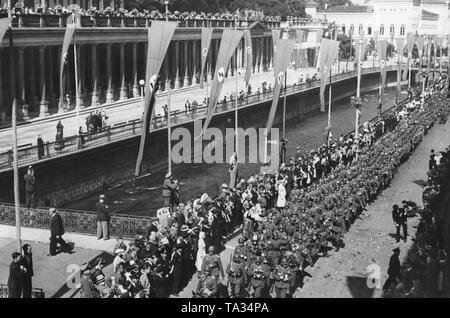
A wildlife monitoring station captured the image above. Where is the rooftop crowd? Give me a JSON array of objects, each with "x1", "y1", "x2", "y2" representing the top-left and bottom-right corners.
[
  {"x1": 76, "y1": 77, "x2": 450, "y2": 298},
  {"x1": 0, "y1": 5, "x2": 280, "y2": 22}
]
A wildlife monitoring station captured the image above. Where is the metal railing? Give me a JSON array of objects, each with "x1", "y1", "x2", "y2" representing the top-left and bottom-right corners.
[
  {"x1": 0, "y1": 65, "x2": 398, "y2": 171},
  {"x1": 8, "y1": 14, "x2": 281, "y2": 29},
  {"x1": 0, "y1": 202, "x2": 153, "y2": 239}
]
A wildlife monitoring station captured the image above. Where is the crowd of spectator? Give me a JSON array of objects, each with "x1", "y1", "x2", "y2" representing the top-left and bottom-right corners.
[
  {"x1": 384, "y1": 137, "x2": 450, "y2": 298},
  {"x1": 75, "y1": 78, "x2": 450, "y2": 298},
  {"x1": 1, "y1": 4, "x2": 280, "y2": 23}
]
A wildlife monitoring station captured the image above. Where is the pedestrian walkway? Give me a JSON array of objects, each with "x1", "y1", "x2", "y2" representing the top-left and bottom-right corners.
[
  {"x1": 0, "y1": 224, "x2": 117, "y2": 252},
  {"x1": 0, "y1": 59, "x2": 384, "y2": 153}
]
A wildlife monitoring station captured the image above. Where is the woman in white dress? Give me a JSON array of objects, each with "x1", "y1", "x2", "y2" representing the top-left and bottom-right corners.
[
  {"x1": 276, "y1": 178, "x2": 287, "y2": 211},
  {"x1": 195, "y1": 231, "x2": 206, "y2": 275}
]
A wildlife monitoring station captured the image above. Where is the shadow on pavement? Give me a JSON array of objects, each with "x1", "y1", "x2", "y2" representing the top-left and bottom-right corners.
[
  {"x1": 50, "y1": 251, "x2": 114, "y2": 298},
  {"x1": 346, "y1": 276, "x2": 375, "y2": 298}
]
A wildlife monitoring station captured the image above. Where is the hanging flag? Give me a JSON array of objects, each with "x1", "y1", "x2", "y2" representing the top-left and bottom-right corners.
[
  {"x1": 395, "y1": 38, "x2": 405, "y2": 91},
  {"x1": 403, "y1": 33, "x2": 415, "y2": 81},
  {"x1": 318, "y1": 38, "x2": 339, "y2": 111},
  {"x1": 59, "y1": 15, "x2": 76, "y2": 109},
  {"x1": 199, "y1": 27, "x2": 213, "y2": 89},
  {"x1": 135, "y1": 21, "x2": 178, "y2": 176},
  {"x1": 272, "y1": 29, "x2": 281, "y2": 76},
  {"x1": 264, "y1": 39, "x2": 296, "y2": 137},
  {"x1": 200, "y1": 29, "x2": 244, "y2": 137},
  {"x1": 244, "y1": 30, "x2": 253, "y2": 87},
  {"x1": 314, "y1": 30, "x2": 323, "y2": 68},
  {"x1": 0, "y1": 17, "x2": 11, "y2": 44},
  {"x1": 377, "y1": 40, "x2": 388, "y2": 95}
]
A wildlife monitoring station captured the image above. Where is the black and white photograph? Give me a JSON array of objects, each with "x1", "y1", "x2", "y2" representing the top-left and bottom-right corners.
[{"x1": 0, "y1": 0, "x2": 449, "y2": 305}]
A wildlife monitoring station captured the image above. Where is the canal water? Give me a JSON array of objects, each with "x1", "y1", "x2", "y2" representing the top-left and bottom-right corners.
[{"x1": 62, "y1": 87, "x2": 405, "y2": 216}]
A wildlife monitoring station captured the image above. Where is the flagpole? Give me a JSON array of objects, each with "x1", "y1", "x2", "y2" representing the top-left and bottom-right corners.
[
  {"x1": 165, "y1": 1, "x2": 172, "y2": 174},
  {"x1": 73, "y1": 14, "x2": 79, "y2": 130},
  {"x1": 234, "y1": 18, "x2": 239, "y2": 159},
  {"x1": 355, "y1": 39, "x2": 362, "y2": 140},
  {"x1": 9, "y1": 23, "x2": 21, "y2": 252}
]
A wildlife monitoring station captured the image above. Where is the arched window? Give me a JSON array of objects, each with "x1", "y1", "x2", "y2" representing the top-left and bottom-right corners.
[
  {"x1": 342, "y1": 25, "x2": 346, "y2": 34},
  {"x1": 380, "y1": 24, "x2": 384, "y2": 35},
  {"x1": 350, "y1": 24, "x2": 355, "y2": 34},
  {"x1": 390, "y1": 24, "x2": 395, "y2": 34},
  {"x1": 400, "y1": 25, "x2": 405, "y2": 36},
  {"x1": 367, "y1": 25, "x2": 372, "y2": 35}
]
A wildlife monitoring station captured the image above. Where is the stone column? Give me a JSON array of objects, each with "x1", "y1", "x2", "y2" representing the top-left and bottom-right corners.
[
  {"x1": 214, "y1": 39, "x2": 220, "y2": 77},
  {"x1": 88, "y1": 0, "x2": 92, "y2": 8},
  {"x1": 28, "y1": 48, "x2": 38, "y2": 108},
  {"x1": 79, "y1": 45, "x2": 86, "y2": 105},
  {"x1": 132, "y1": 42, "x2": 139, "y2": 97},
  {"x1": 119, "y1": 43, "x2": 127, "y2": 100},
  {"x1": 76, "y1": 44, "x2": 84, "y2": 108},
  {"x1": 191, "y1": 40, "x2": 198, "y2": 85},
  {"x1": 91, "y1": 44, "x2": 99, "y2": 106},
  {"x1": 207, "y1": 40, "x2": 213, "y2": 81},
  {"x1": 9, "y1": 46, "x2": 17, "y2": 119},
  {"x1": 47, "y1": 46, "x2": 56, "y2": 107},
  {"x1": 120, "y1": 0, "x2": 124, "y2": 9},
  {"x1": 174, "y1": 41, "x2": 181, "y2": 89},
  {"x1": 183, "y1": 41, "x2": 189, "y2": 87},
  {"x1": 99, "y1": 0, "x2": 104, "y2": 10},
  {"x1": 105, "y1": 43, "x2": 114, "y2": 103},
  {"x1": 18, "y1": 47, "x2": 26, "y2": 105},
  {"x1": 57, "y1": 46, "x2": 64, "y2": 112},
  {"x1": 109, "y1": 0, "x2": 114, "y2": 9},
  {"x1": 0, "y1": 49, "x2": 3, "y2": 123},
  {"x1": 38, "y1": 46, "x2": 49, "y2": 117}
]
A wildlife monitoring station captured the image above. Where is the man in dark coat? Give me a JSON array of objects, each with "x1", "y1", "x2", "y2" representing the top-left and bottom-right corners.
[
  {"x1": 21, "y1": 244, "x2": 33, "y2": 298},
  {"x1": 169, "y1": 244, "x2": 184, "y2": 297},
  {"x1": 24, "y1": 166, "x2": 35, "y2": 209},
  {"x1": 151, "y1": 264, "x2": 169, "y2": 298},
  {"x1": 48, "y1": 208, "x2": 72, "y2": 256},
  {"x1": 95, "y1": 194, "x2": 110, "y2": 240},
  {"x1": 383, "y1": 247, "x2": 401, "y2": 291},
  {"x1": 8, "y1": 252, "x2": 24, "y2": 298},
  {"x1": 37, "y1": 135, "x2": 45, "y2": 159},
  {"x1": 392, "y1": 204, "x2": 408, "y2": 243}
]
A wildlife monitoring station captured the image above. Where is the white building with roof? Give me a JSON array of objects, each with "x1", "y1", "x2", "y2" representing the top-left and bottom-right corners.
[{"x1": 315, "y1": 0, "x2": 450, "y2": 38}]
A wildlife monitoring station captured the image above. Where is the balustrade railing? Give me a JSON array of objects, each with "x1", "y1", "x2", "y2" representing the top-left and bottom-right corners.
[
  {"x1": 0, "y1": 65, "x2": 397, "y2": 171},
  {"x1": 0, "y1": 202, "x2": 153, "y2": 238}
]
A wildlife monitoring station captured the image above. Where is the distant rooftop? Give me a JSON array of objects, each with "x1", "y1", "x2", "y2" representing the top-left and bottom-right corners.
[{"x1": 322, "y1": 5, "x2": 374, "y2": 13}]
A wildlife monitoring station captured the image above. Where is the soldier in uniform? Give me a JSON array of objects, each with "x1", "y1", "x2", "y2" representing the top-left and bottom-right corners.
[
  {"x1": 272, "y1": 258, "x2": 292, "y2": 298},
  {"x1": 267, "y1": 233, "x2": 283, "y2": 267},
  {"x1": 392, "y1": 204, "x2": 408, "y2": 243},
  {"x1": 247, "y1": 256, "x2": 270, "y2": 298},
  {"x1": 201, "y1": 246, "x2": 225, "y2": 281},
  {"x1": 226, "y1": 254, "x2": 247, "y2": 298},
  {"x1": 234, "y1": 237, "x2": 250, "y2": 265},
  {"x1": 196, "y1": 268, "x2": 218, "y2": 298}
]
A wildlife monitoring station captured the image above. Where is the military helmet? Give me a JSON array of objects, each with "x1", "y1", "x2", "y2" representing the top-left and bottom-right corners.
[{"x1": 233, "y1": 254, "x2": 241, "y2": 262}]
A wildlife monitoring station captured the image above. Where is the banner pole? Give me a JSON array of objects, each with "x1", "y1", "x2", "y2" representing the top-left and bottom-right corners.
[
  {"x1": 9, "y1": 25, "x2": 21, "y2": 252},
  {"x1": 165, "y1": 3, "x2": 172, "y2": 174},
  {"x1": 355, "y1": 39, "x2": 362, "y2": 140}
]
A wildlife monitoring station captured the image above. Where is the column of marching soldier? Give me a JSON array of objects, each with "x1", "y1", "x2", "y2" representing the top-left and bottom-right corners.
[{"x1": 195, "y1": 82, "x2": 450, "y2": 298}]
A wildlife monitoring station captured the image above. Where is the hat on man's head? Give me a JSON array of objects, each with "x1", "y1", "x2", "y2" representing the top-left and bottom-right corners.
[
  {"x1": 165, "y1": 172, "x2": 172, "y2": 179},
  {"x1": 49, "y1": 207, "x2": 56, "y2": 213},
  {"x1": 180, "y1": 225, "x2": 189, "y2": 232},
  {"x1": 393, "y1": 247, "x2": 400, "y2": 253}
]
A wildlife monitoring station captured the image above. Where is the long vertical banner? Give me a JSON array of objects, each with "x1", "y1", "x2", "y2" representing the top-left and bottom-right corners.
[
  {"x1": 376, "y1": 40, "x2": 387, "y2": 96},
  {"x1": 395, "y1": 38, "x2": 405, "y2": 91},
  {"x1": 318, "y1": 38, "x2": 340, "y2": 111},
  {"x1": 59, "y1": 15, "x2": 76, "y2": 109},
  {"x1": 264, "y1": 39, "x2": 296, "y2": 137},
  {"x1": 199, "y1": 27, "x2": 213, "y2": 89},
  {"x1": 0, "y1": 17, "x2": 11, "y2": 44},
  {"x1": 416, "y1": 35, "x2": 425, "y2": 80},
  {"x1": 135, "y1": 21, "x2": 178, "y2": 176},
  {"x1": 244, "y1": 30, "x2": 253, "y2": 87},
  {"x1": 403, "y1": 33, "x2": 415, "y2": 82},
  {"x1": 272, "y1": 29, "x2": 281, "y2": 76},
  {"x1": 201, "y1": 29, "x2": 244, "y2": 136}
]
